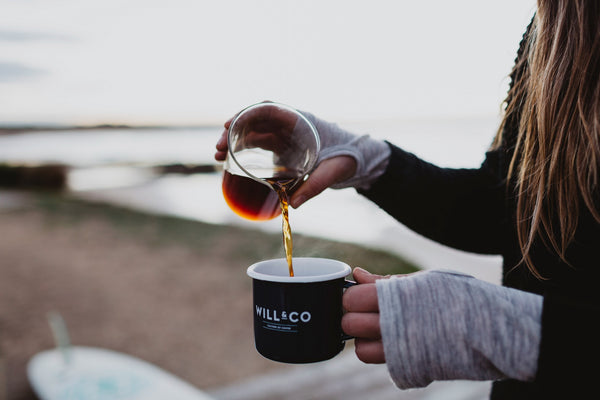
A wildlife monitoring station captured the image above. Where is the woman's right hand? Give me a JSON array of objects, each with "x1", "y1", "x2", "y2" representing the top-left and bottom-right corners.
[
  {"x1": 289, "y1": 156, "x2": 357, "y2": 208},
  {"x1": 213, "y1": 112, "x2": 358, "y2": 209},
  {"x1": 215, "y1": 106, "x2": 389, "y2": 208}
]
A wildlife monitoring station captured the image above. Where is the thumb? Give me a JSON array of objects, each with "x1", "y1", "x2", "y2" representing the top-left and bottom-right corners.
[
  {"x1": 352, "y1": 267, "x2": 386, "y2": 284},
  {"x1": 290, "y1": 156, "x2": 356, "y2": 208}
]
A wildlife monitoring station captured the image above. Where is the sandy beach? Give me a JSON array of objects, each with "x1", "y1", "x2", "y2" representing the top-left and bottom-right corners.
[{"x1": 0, "y1": 191, "x2": 417, "y2": 400}]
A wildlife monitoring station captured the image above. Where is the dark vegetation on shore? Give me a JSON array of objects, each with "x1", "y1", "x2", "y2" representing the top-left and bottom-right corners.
[
  {"x1": 0, "y1": 164, "x2": 68, "y2": 190},
  {"x1": 0, "y1": 124, "x2": 134, "y2": 134},
  {"x1": 0, "y1": 162, "x2": 219, "y2": 191}
]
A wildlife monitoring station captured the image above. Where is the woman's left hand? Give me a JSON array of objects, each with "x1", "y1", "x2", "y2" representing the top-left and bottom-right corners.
[{"x1": 342, "y1": 268, "x2": 388, "y2": 364}]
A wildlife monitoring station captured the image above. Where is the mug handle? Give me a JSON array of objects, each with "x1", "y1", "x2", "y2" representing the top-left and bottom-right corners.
[
  {"x1": 341, "y1": 280, "x2": 358, "y2": 341},
  {"x1": 344, "y1": 280, "x2": 358, "y2": 289}
]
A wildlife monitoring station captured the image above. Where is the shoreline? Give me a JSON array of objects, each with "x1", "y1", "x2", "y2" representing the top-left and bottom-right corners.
[{"x1": 0, "y1": 124, "x2": 221, "y2": 135}]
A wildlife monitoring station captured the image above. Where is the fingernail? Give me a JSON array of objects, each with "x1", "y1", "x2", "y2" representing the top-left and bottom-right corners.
[{"x1": 354, "y1": 267, "x2": 370, "y2": 275}]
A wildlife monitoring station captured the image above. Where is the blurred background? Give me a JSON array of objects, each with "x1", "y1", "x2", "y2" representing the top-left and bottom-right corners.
[
  {"x1": 1, "y1": 1, "x2": 536, "y2": 399},
  {"x1": 2, "y1": 0, "x2": 534, "y2": 124}
]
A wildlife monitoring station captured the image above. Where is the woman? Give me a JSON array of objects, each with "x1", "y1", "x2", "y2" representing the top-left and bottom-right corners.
[{"x1": 215, "y1": 1, "x2": 600, "y2": 398}]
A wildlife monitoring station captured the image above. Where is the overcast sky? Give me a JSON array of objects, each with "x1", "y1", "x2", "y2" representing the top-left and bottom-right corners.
[{"x1": 0, "y1": 0, "x2": 535, "y2": 126}]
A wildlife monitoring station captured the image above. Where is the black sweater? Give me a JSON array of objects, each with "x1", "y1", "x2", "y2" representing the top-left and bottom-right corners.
[{"x1": 360, "y1": 21, "x2": 600, "y2": 400}]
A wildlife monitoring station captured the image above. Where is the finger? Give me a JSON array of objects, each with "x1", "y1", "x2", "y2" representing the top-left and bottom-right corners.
[
  {"x1": 341, "y1": 312, "x2": 381, "y2": 339},
  {"x1": 216, "y1": 130, "x2": 228, "y2": 151},
  {"x1": 215, "y1": 130, "x2": 229, "y2": 161},
  {"x1": 352, "y1": 267, "x2": 387, "y2": 284},
  {"x1": 214, "y1": 150, "x2": 227, "y2": 162},
  {"x1": 343, "y1": 283, "x2": 378, "y2": 312},
  {"x1": 290, "y1": 156, "x2": 357, "y2": 208},
  {"x1": 354, "y1": 338, "x2": 385, "y2": 364}
]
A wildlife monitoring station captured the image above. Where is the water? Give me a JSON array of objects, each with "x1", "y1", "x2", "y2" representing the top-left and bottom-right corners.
[
  {"x1": 0, "y1": 117, "x2": 503, "y2": 283},
  {"x1": 0, "y1": 127, "x2": 218, "y2": 167}
]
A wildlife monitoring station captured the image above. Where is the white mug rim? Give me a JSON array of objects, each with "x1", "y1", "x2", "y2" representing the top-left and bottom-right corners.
[{"x1": 247, "y1": 257, "x2": 351, "y2": 283}]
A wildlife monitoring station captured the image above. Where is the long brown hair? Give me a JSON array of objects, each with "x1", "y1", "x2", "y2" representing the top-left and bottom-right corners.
[{"x1": 494, "y1": 0, "x2": 600, "y2": 278}]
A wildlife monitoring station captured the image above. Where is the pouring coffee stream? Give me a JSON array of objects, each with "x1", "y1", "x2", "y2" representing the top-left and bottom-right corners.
[
  {"x1": 268, "y1": 178, "x2": 296, "y2": 276},
  {"x1": 222, "y1": 102, "x2": 320, "y2": 277}
]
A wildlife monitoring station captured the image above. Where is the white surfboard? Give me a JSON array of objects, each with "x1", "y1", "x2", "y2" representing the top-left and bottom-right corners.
[{"x1": 27, "y1": 346, "x2": 215, "y2": 400}]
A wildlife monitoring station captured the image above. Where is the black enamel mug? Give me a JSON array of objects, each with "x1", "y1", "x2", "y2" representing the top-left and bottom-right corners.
[{"x1": 247, "y1": 257, "x2": 356, "y2": 363}]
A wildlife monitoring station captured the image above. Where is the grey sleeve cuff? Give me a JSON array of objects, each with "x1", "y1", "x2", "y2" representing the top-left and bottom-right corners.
[
  {"x1": 301, "y1": 112, "x2": 391, "y2": 190},
  {"x1": 376, "y1": 270, "x2": 542, "y2": 389}
]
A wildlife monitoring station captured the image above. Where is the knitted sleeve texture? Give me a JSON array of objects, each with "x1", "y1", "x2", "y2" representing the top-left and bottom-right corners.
[{"x1": 376, "y1": 270, "x2": 542, "y2": 389}]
